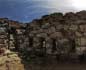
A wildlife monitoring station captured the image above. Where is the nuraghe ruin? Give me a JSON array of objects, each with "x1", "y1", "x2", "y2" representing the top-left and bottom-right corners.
[{"x1": 1, "y1": 11, "x2": 86, "y2": 69}]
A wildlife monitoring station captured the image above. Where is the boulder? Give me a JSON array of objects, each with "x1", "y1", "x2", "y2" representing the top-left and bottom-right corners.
[{"x1": 0, "y1": 50, "x2": 24, "y2": 70}]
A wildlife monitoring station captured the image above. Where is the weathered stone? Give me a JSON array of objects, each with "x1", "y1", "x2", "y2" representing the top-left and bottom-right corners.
[
  {"x1": 83, "y1": 32, "x2": 86, "y2": 36},
  {"x1": 48, "y1": 26, "x2": 56, "y2": 34},
  {"x1": 0, "y1": 50, "x2": 24, "y2": 70},
  {"x1": 69, "y1": 25, "x2": 78, "y2": 31},
  {"x1": 76, "y1": 47, "x2": 86, "y2": 55},
  {"x1": 36, "y1": 33, "x2": 47, "y2": 38},
  {"x1": 56, "y1": 24, "x2": 63, "y2": 30},
  {"x1": 41, "y1": 23, "x2": 50, "y2": 29},
  {"x1": 50, "y1": 32, "x2": 63, "y2": 38},
  {"x1": 79, "y1": 25, "x2": 86, "y2": 32},
  {"x1": 75, "y1": 31, "x2": 82, "y2": 37},
  {"x1": 2, "y1": 11, "x2": 86, "y2": 68},
  {"x1": 76, "y1": 11, "x2": 86, "y2": 20},
  {"x1": 63, "y1": 25, "x2": 69, "y2": 31},
  {"x1": 76, "y1": 37, "x2": 86, "y2": 46}
]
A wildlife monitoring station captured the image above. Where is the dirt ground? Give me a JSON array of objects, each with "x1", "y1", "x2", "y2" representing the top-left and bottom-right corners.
[
  {"x1": 24, "y1": 63, "x2": 86, "y2": 70},
  {"x1": 23, "y1": 57, "x2": 86, "y2": 70}
]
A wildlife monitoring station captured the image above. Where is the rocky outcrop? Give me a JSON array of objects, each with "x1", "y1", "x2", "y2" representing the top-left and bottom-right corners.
[
  {"x1": 0, "y1": 20, "x2": 25, "y2": 70},
  {"x1": 1, "y1": 11, "x2": 86, "y2": 69},
  {"x1": 0, "y1": 50, "x2": 24, "y2": 70},
  {"x1": 22, "y1": 11, "x2": 86, "y2": 57}
]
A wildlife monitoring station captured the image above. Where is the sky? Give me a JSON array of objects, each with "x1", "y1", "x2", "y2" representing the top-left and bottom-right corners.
[{"x1": 0, "y1": 0, "x2": 86, "y2": 22}]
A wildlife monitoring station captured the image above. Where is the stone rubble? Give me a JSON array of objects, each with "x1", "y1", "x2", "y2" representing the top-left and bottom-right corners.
[
  {"x1": 0, "y1": 11, "x2": 86, "y2": 69},
  {"x1": 0, "y1": 50, "x2": 24, "y2": 70}
]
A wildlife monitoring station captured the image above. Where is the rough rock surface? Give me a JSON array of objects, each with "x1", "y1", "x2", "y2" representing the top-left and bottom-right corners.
[
  {"x1": 0, "y1": 50, "x2": 24, "y2": 70},
  {"x1": 1, "y1": 11, "x2": 86, "y2": 69}
]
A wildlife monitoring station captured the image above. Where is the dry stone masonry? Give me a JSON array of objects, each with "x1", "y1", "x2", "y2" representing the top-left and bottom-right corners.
[
  {"x1": 1, "y1": 11, "x2": 86, "y2": 69},
  {"x1": 24, "y1": 11, "x2": 86, "y2": 56},
  {"x1": 0, "y1": 18, "x2": 24, "y2": 70}
]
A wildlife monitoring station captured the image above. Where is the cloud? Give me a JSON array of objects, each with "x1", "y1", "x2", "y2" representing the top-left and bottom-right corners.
[
  {"x1": 24, "y1": 0, "x2": 77, "y2": 13},
  {"x1": 71, "y1": 0, "x2": 86, "y2": 10},
  {"x1": 40, "y1": 0, "x2": 76, "y2": 13}
]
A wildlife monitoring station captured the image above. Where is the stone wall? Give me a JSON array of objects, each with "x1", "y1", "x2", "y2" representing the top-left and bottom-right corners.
[
  {"x1": 1, "y1": 11, "x2": 86, "y2": 69},
  {"x1": 0, "y1": 19, "x2": 25, "y2": 70},
  {"x1": 22, "y1": 11, "x2": 86, "y2": 56}
]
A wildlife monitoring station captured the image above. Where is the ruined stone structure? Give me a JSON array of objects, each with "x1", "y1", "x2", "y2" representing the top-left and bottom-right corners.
[
  {"x1": 0, "y1": 18, "x2": 25, "y2": 70},
  {"x1": 24, "y1": 11, "x2": 86, "y2": 57},
  {"x1": 1, "y1": 11, "x2": 86, "y2": 69}
]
